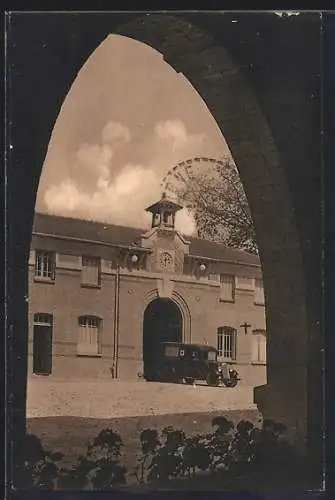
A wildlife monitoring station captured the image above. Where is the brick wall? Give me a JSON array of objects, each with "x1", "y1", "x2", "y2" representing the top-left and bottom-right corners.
[{"x1": 28, "y1": 248, "x2": 266, "y2": 386}]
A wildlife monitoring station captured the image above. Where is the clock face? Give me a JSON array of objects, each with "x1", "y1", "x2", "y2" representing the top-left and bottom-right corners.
[{"x1": 160, "y1": 251, "x2": 173, "y2": 269}]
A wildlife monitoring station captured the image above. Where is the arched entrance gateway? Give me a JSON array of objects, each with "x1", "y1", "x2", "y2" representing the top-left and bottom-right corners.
[
  {"x1": 143, "y1": 299, "x2": 182, "y2": 380},
  {"x1": 7, "y1": 13, "x2": 322, "y2": 487}
]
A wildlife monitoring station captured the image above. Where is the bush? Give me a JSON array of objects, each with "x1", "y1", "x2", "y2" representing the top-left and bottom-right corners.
[
  {"x1": 16, "y1": 417, "x2": 299, "y2": 490},
  {"x1": 15, "y1": 434, "x2": 64, "y2": 490},
  {"x1": 58, "y1": 428, "x2": 127, "y2": 490},
  {"x1": 134, "y1": 417, "x2": 299, "y2": 487}
]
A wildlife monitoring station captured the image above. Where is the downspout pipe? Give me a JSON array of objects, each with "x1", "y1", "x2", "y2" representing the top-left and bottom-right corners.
[{"x1": 112, "y1": 258, "x2": 120, "y2": 378}]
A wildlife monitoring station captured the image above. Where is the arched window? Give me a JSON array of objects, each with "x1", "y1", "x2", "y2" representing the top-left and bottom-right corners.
[
  {"x1": 217, "y1": 326, "x2": 237, "y2": 360},
  {"x1": 252, "y1": 329, "x2": 267, "y2": 363},
  {"x1": 77, "y1": 315, "x2": 102, "y2": 356}
]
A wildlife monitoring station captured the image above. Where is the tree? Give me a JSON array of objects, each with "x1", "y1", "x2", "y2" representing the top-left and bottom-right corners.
[{"x1": 168, "y1": 156, "x2": 258, "y2": 255}]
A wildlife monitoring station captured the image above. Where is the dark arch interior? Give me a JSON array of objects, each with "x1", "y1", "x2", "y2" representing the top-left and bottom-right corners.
[{"x1": 143, "y1": 298, "x2": 182, "y2": 377}]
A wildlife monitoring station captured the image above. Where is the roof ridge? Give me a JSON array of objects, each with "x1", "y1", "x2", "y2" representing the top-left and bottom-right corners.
[
  {"x1": 34, "y1": 211, "x2": 146, "y2": 233},
  {"x1": 33, "y1": 211, "x2": 259, "y2": 261}
]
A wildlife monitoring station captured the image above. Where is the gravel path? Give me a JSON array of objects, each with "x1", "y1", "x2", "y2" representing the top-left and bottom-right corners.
[{"x1": 27, "y1": 377, "x2": 257, "y2": 418}]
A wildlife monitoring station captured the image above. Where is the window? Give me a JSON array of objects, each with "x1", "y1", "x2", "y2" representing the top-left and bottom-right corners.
[
  {"x1": 77, "y1": 316, "x2": 101, "y2": 356},
  {"x1": 219, "y1": 274, "x2": 235, "y2": 302},
  {"x1": 34, "y1": 313, "x2": 53, "y2": 326},
  {"x1": 254, "y1": 278, "x2": 265, "y2": 305},
  {"x1": 81, "y1": 256, "x2": 101, "y2": 286},
  {"x1": 217, "y1": 326, "x2": 237, "y2": 360},
  {"x1": 235, "y1": 276, "x2": 254, "y2": 290},
  {"x1": 208, "y1": 273, "x2": 219, "y2": 282},
  {"x1": 35, "y1": 251, "x2": 55, "y2": 280},
  {"x1": 252, "y1": 329, "x2": 266, "y2": 363},
  {"x1": 207, "y1": 350, "x2": 217, "y2": 361}
]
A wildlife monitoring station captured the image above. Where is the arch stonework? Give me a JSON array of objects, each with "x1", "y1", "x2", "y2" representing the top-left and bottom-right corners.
[
  {"x1": 7, "y1": 13, "x2": 322, "y2": 486},
  {"x1": 142, "y1": 289, "x2": 191, "y2": 344}
]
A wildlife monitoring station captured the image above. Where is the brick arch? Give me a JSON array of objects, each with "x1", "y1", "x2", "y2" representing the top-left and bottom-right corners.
[{"x1": 143, "y1": 289, "x2": 191, "y2": 343}]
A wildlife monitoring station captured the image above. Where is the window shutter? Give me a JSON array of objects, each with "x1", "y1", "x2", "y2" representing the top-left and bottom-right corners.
[
  {"x1": 82, "y1": 257, "x2": 100, "y2": 286},
  {"x1": 260, "y1": 335, "x2": 267, "y2": 363},
  {"x1": 252, "y1": 335, "x2": 260, "y2": 362},
  {"x1": 220, "y1": 275, "x2": 235, "y2": 301},
  {"x1": 77, "y1": 316, "x2": 100, "y2": 355},
  {"x1": 252, "y1": 331, "x2": 266, "y2": 363},
  {"x1": 255, "y1": 278, "x2": 265, "y2": 304}
]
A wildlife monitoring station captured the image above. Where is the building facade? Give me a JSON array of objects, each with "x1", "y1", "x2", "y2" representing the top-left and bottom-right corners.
[{"x1": 28, "y1": 195, "x2": 267, "y2": 386}]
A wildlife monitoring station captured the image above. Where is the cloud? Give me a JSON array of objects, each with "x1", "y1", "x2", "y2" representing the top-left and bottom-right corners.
[
  {"x1": 175, "y1": 208, "x2": 197, "y2": 236},
  {"x1": 102, "y1": 120, "x2": 131, "y2": 145},
  {"x1": 73, "y1": 143, "x2": 112, "y2": 188},
  {"x1": 154, "y1": 119, "x2": 205, "y2": 152},
  {"x1": 43, "y1": 118, "x2": 200, "y2": 236},
  {"x1": 45, "y1": 163, "x2": 160, "y2": 228},
  {"x1": 45, "y1": 164, "x2": 197, "y2": 236}
]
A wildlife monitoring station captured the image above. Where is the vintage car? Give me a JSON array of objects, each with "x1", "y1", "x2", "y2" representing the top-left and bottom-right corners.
[{"x1": 144, "y1": 341, "x2": 240, "y2": 387}]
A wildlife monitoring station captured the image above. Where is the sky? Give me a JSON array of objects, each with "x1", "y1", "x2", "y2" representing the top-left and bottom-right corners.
[{"x1": 36, "y1": 34, "x2": 230, "y2": 235}]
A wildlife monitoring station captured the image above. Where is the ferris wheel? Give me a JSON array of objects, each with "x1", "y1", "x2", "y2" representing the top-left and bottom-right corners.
[{"x1": 161, "y1": 156, "x2": 226, "y2": 199}]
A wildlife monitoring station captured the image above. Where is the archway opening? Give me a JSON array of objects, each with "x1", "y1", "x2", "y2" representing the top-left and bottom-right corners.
[{"x1": 143, "y1": 298, "x2": 182, "y2": 379}]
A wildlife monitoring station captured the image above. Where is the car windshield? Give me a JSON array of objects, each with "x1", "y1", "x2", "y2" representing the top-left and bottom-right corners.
[{"x1": 207, "y1": 350, "x2": 217, "y2": 361}]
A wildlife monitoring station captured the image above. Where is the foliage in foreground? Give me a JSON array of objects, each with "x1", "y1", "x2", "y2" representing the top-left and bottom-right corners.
[
  {"x1": 134, "y1": 417, "x2": 298, "y2": 486},
  {"x1": 15, "y1": 417, "x2": 300, "y2": 490}
]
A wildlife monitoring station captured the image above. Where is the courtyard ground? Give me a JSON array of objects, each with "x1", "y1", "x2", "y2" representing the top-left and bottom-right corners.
[
  {"x1": 27, "y1": 377, "x2": 261, "y2": 486},
  {"x1": 27, "y1": 376, "x2": 257, "y2": 418}
]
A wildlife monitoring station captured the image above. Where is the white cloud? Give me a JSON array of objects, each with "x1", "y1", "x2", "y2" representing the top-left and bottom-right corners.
[
  {"x1": 102, "y1": 120, "x2": 131, "y2": 145},
  {"x1": 154, "y1": 119, "x2": 205, "y2": 152},
  {"x1": 43, "y1": 118, "x2": 201, "y2": 236},
  {"x1": 74, "y1": 143, "x2": 112, "y2": 184},
  {"x1": 175, "y1": 208, "x2": 197, "y2": 236},
  {"x1": 44, "y1": 179, "x2": 83, "y2": 212}
]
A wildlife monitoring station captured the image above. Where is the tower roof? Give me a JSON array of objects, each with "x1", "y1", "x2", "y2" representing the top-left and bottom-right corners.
[{"x1": 145, "y1": 192, "x2": 183, "y2": 213}]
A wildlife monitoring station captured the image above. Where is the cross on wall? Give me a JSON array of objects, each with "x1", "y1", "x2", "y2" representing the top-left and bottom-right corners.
[{"x1": 240, "y1": 322, "x2": 252, "y2": 335}]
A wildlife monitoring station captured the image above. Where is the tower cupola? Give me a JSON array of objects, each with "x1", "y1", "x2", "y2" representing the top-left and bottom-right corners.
[{"x1": 145, "y1": 192, "x2": 183, "y2": 230}]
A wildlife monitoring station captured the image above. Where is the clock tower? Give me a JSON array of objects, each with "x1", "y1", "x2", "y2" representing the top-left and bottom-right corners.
[
  {"x1": 141, "y1": 193, "x2": 190, "y2": 274},
  {"x1": 145, "y1": 192, "x2": 183, "y2": 231}
]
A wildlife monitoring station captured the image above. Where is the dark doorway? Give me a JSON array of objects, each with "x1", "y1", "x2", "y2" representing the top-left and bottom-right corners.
[
  {"x1": 33, "y1": 313, "x2": 53, "y2": 375},
  {"x1": 143, "y1": 299, "x2": 182, "y2": 379}
]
